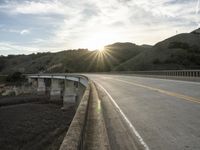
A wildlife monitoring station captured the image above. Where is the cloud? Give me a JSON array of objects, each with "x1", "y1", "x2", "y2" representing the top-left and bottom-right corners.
[
  {"x1": 0, "y1": 1, "x2": 66, "y2": 15},
  {"x1": 20, "y1": 29, "x2": 30, "y2": 35},
  {"x1": 0, "y1": 28, "x2": 30, "y2": 35},
  {"x1": 0, "y1": 42, "x2": 37, "y2": 55},
  {"x1": 0, "y1": 0, "x2": 200, "y2": 55}
]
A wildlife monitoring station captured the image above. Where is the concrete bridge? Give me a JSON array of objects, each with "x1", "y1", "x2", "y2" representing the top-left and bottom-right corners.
[
  {"x1": 28, "y1": 74, "x2": 109, "y2": 150},
  {"x1": 28, "y1": 70, "x2": 200, "y2": 150},
  {"x1": 28, "y1": 75, "x2": 88, "y2": 109}
]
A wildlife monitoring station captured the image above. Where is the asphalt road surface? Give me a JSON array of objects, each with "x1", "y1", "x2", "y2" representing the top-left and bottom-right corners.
[{"x1": 84, "y1": 74, "x2": 200, "y2": 150}]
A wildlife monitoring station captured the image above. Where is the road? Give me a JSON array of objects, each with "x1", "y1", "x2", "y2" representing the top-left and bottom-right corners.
[{"x1": 84, "y1": 74, "x2": 200, "y2": 150}]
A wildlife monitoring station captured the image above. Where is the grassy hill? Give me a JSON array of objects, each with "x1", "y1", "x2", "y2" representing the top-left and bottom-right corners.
[
  {"x1": 0, "y1": 43, "x2": 145, "y2": 74},
  {"x1": 114, "y1": 28, "x2": 200, "y2": 71},
  {"x1": 0, "y1": 28, "x2": 200, "y2": 74}
]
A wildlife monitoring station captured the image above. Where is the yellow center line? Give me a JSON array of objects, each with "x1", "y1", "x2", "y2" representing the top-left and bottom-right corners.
[{"x1": 114, "y1": 78, "x2": 200, "y2": 104}]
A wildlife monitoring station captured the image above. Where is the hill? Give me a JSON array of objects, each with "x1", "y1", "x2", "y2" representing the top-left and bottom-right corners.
[
  {"x1": 0, "y1": 43, "x2": 145, "y2": 74},
  {"x1": 0, "y1": 28, "x2": 200, "y2": 74},
  {"x1": 114, "y1": 28, "x2": 200, "y2": 71}
]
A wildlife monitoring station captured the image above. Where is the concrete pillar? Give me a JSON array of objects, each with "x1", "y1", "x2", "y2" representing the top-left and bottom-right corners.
[
  {"x1": 28, "y1": 78, "x2": 37, "y2": 87},
  {"x1": 28, "y1": 77, "x2": 32, "y2": 83},
  {"x1": 194, "y1": 71, "x2": 197, "y2": 77},
  {"x1": 50, "y1": 79, "x2": 62, "y2": 101},
  {"x1": 197, "y1": 72, "x2": 199, "y2": 77},
  {"x1": 37, "y1": 78, "x2": 46, "y2": 95},
  {"x1": 63, "y1": 80, "x2": 77, "y2": 109},
  {"x1": 76, "y1": 83, "x2": 85, "y2": 102}
]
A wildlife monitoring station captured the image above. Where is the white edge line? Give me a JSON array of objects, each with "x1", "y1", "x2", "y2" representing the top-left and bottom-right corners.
[{"x1": 96, "y1": 81, "x2": 150, "y2": 150}]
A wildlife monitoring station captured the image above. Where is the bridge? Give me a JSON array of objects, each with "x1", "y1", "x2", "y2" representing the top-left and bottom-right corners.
[{"x1": 28, "y1": 70, "x2": 200, "y2": 150}]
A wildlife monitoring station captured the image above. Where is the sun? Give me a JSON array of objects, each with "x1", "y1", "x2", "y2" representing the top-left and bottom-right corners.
[
  {"x1": 80, "y1": 31, "x2": 117, "y2": 51},
  {"x1": 98, "y1": 47, "x2": 105, "y2": 52},
  {"x1": 81, "y1": 37, "x2": 106, "y2": 51},
  {"x1": 85, "y1": 40, "x2": 105, "y2": 51}
]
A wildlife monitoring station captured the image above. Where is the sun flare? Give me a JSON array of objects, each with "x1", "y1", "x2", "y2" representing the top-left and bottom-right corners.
[
  {"x1": 80, "y1": 31, "x2": 118, "y2": 51},
  {"x1": 98, "y1": 47, "x2": 105, "y2": 52}
]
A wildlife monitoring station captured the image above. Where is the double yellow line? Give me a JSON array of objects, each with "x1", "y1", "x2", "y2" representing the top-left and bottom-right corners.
[{"x1": 114, "y1": 78, "x2": 200, "y2": 104}]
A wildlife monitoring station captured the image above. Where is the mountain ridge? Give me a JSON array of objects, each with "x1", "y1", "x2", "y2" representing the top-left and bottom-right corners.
[{"x1": 0, "y1": 28, "x2": 200, "y2": 74}]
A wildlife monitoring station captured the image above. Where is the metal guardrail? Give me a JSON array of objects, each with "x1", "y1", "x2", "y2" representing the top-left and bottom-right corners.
[
  {"x1": 111, "y1": 70, "x2": 200, "y2": 77},
  {"x1": 27, "y1": 70, "x2": 200, "y2": 79}
]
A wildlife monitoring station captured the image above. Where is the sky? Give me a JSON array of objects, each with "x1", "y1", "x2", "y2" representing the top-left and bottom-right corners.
[{"x1": 0, "y1": 0, "x2": 200, "y2": 55}]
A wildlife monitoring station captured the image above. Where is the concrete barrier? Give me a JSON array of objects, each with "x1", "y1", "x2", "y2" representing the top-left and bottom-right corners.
[
  {"x1": 28, "y1": 74, "x2": 102, "y2": 149},
  {"x1": 59, "y1": 82, "x2": 91, "y2": 150},
  {"x1": 59, "y1": 80, "x2": 110, "y2": 150}
]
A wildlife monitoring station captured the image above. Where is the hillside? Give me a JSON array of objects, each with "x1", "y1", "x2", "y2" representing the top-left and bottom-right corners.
[
  {"x1": 0, "y1": 43, "x2": 145, "y2": 74},
  {"x1": 114, "y1": 28, "x2": 200, "y2": 71},
  {"x1": 0, "y1": 28, "x2": 200, "y2": 74}
]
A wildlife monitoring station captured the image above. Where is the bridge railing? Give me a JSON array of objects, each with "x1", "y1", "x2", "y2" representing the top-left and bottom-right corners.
[
  {"x1": 28, "y1": 74, "x2": 89, "y2": 87},
  {"x1": 112, "y1": 70, "x2": 200, "y2": 77}
]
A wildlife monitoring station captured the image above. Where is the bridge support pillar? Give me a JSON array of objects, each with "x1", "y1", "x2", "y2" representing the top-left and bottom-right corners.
[
  {"x1": 28, "y1": 78, "x2": 37, "y2": 87},
  {"x1": 50, "y1": 79, "x2": 62, "y2": 101},
  {"x1": 63, "y1": 80, "x2": 77, "y2": 109},
  {"x1": 37, "y1": 78, "x2": 46, "y2": 95}
]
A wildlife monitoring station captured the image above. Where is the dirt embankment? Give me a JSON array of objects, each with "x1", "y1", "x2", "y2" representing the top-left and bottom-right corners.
[{"x1": 0, "y1": 97, "x2": 75, "y2": 150}]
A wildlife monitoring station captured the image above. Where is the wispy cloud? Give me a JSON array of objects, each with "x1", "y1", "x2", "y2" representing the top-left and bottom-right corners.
[
  {"x1": 20, "y1": 29, "x2": 30, "y2": 35},
  {"x1": 0, "y1": 28, "x2": 30, "y2": 35}
]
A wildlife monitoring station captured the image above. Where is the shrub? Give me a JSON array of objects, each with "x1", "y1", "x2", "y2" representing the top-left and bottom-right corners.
[
  {"x1": 6, "y1": 72, "x2": 26, "y2": 83},
  {"x1": 0, "y1": 59, "x2": 5, "y2": 71},
  {"x1": 168, "y1": 42, "x2": 189, "y2": 49}
]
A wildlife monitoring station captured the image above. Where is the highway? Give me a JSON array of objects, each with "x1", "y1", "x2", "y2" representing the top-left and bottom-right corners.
[{"x1": 84, "y1": 74, "x2": 200, "y2": 150}]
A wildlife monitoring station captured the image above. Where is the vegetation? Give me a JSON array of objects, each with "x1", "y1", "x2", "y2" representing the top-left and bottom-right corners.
[
  {"x1": 114, "y1": 29, "x2": 200, "y2": 71},
  {"x1": 6, "y1": 72, "x2": 26, "y2": 84},
  {"x1": 0, "y1": 44, "x2": 146, "y2": 74},
  {"x1": 168, "y1": 42, "x2": 190, "y2": 49},
  {"x1": 0, "y1": 75, "x2": 7, "y2": 83}
]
